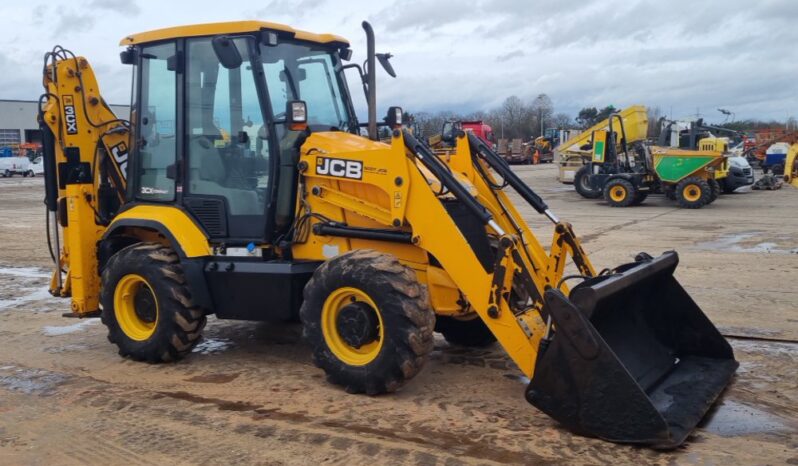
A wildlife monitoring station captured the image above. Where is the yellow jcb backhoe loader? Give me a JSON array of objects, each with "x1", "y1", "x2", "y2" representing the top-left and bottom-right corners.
[{"x1": 38, "y1": 20, "x2": 737, "y2": 448}]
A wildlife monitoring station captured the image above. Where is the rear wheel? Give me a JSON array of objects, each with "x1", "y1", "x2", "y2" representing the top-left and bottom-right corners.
[
  {"x1": 301, "y1": 249, "x2": 435, "y2": 395},
  {"x1": 603, "y1": 178, "x2": 636, "y2": 207},
  {"x1": 436, "y1": 315, "x2": 496, "y2": 347},
  {"x1": 707, "y1": 178, "x2": 720, "y2": 204},
  {"x1": 574, "y1": 165, "x2": 602, "y2": 199},
  {"x1": 100, "y1": 243, "x2": 206, "y2": 362},
  {"x1": 675, "y1": 176, "x2": 711, "y2": 209}
]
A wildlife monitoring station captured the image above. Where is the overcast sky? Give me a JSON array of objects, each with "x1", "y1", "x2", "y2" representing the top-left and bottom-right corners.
[{"x1": 1, "y1": 0, "x2": 796, "y2": 123}]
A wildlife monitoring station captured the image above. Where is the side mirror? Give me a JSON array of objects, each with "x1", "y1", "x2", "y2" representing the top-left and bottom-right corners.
[
  {"x1": 286, "y1": 100, "x2": 308, "y2": 131},
  {"x1": 385, "y1": 106, "x2": 403, "y2": 128},
  {"x1": 376, "y1": 53, "x2": 396, "y2": 78},
  {"x1": 119, "y1": 47, "x2": 137, "y2": 65},
  {"x1": 212, "y1": 35, "x2": 242, "y2": 69}
]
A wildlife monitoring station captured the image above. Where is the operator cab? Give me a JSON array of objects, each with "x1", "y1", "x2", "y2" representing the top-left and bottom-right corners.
[{"x1": 121, "y1": 22, "x2": 357, "y2": 244}]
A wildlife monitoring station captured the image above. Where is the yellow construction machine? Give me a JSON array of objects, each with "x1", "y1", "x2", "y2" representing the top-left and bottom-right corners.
[
  {"x1": 784, "y1": 143, "x2": 798, "y2": 188},
  {"x1": 39, "y1": 20, "x2": 737, "y2": 447}
]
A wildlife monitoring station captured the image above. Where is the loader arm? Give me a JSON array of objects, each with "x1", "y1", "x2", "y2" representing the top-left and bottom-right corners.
[{"x1": 299, "y1": 128, "x2": 598, "y2": 377}]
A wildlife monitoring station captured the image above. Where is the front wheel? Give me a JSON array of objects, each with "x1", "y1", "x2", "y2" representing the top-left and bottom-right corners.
[
  {"x1": 675, "y1": 176, "x2": 711, "y2": 209},
  {"x1": 301, "y1": 250, "x2": 435, "y2": 395},
  {"x1": 100, "y1": 243, "x2": 206, "y2": 362},
  {"x1": 603, "y1": 178, "x2": 637, "y2": 207}
]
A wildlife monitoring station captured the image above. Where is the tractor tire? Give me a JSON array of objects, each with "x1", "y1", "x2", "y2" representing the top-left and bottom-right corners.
[
  {"x1": 707, "y1": 178, "x2": 720, "y2": 204},
  {"x1": 630, "y1": 191, "x2": 648, "y2": 206},
  {"x1": 574, "y1": 165, "x2": 602, "y2": 199},
  {"x1": 435, "y1": 315, "x2": 496, "y2": 347},
  {"x1": 301, "y1": 249, "x2": 435, "y2": 395},
  {"x1": 100, "y1": 242, "x2": 206, "y2": 363},
  {"x1": 664, "y1": 186, "x2": 677, "y2": 200},
  {"x1": 603, "y1": 178, "x2": 637, "y2": 207},
  {"x1": 675, "y1": 176, "x2": 711, "y2": 209}
]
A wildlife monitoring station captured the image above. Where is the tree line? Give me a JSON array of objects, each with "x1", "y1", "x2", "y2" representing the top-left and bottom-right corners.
[{"x1": 408, "y1": 97, "x2": 795, "y2": 141}]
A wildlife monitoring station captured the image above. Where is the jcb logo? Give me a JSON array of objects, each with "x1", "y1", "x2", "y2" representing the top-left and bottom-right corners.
[
  {"x1": 63, "y1": 95, "x2": 78, "y2": 135},
  {"x1": 315, "y1": 157, "x2": 363, "y2": 180},
  {"x1": 110, "y1": 142, "x2": 128, "y2": 180}
]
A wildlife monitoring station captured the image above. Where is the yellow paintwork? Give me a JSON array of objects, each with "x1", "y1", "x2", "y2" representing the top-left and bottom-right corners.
[
  {"x1": 785, "y1": 143, "x2": 798, "y2": 188},
  {"x1": 557, "y1": 105, "x2": 648, "y2": 158},
  {"x1": 45, "y1": 26, "x2": 602, "y2": 381},
  {"x1": 321, "y1": 287, "x2": 383, "y2": 366},
  {"x1": 120, "y1": 21, "x2": 348, "y2": 46},
  {"x1": 41, "y1": 54, "x2": 129, "y2": 314},
  {"x1": 62, "y1": 184, "x2": 105, "y2": 314},
  {"x1": 290, "y1": 130, "x2": 595, "y2": 377},
  {"x1": 609, "y1": 184, "x2": 627, "y2": 202},
  {"x1": 114, "y1": 274, "x2": 158, "y2": 341},
  {"x1": 682, "y1": 183, "x2": 702, "y2": 202},
  {"x1": 111, "y1": 205, "x2": 210, "y2": 257}
]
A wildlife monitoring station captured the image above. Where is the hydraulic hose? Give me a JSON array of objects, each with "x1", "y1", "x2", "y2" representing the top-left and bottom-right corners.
[{"x1": 466, "y1": 132, "x2": 559, "y2": 223}]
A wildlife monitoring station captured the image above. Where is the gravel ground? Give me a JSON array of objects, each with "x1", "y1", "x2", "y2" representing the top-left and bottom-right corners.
[{"x1": 0, "y1": 170, "x2": 795, "y2": 465}]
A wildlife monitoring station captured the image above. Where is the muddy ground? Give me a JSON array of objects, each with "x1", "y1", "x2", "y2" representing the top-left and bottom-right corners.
[{"x1": 0, "y1": 169, "x2": 796, "y2": 465}]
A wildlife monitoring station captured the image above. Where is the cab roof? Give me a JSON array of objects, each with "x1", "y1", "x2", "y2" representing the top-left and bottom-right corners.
[{"x1": 119, "y1": 20, "x2": 349, "y2": 46}]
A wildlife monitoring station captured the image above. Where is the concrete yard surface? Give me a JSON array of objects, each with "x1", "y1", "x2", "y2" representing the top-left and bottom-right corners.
[{"x1": 0, "y1": 170, "x2": 796, "y2": 465}]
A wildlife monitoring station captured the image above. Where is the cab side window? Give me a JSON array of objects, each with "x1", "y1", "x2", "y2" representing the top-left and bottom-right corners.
[
  {"x1": 185, "y1": 37, "x2": 269, "y2": 216},
  {"x1": 137, "y1": 42, "x2": 176, "y2": 201}
]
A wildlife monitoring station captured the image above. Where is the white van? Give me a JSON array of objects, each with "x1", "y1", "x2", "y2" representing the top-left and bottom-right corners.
[{"x1": 0, "y1": 157, "x2": 34, "y2": 177}]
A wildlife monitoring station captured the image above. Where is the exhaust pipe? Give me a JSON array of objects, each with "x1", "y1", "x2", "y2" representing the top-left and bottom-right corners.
[{"x1": 362, "y1": 21, "x2": 377, "y2": 140}]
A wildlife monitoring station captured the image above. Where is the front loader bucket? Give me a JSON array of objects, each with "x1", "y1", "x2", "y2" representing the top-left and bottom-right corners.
[{"x1": 526, "y1": 251, "x2": 737, "y2": 448}]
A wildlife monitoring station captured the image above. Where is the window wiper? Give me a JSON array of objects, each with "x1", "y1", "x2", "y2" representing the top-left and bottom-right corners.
[{"x1": 282, "y1": 66, "x2": 299, "y2": 100}]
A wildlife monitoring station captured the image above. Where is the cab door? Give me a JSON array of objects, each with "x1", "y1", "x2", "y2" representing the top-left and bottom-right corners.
[{"x1": 183, "y1": 37, "x2": 271, "y2": 241}]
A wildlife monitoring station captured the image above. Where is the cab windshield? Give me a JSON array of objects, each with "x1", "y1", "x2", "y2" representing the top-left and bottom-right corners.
[{"x1": 261, "y1": 42, "x2": 355, "y2": 132}]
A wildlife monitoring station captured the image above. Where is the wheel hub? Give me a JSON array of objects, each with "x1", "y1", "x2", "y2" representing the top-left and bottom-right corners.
[
  {"x1": 133, "y1": 287, "x2": 157, "y2": 323},
  {"x1": 335, "y1": 301, "x2": 380, "y2": 349}
]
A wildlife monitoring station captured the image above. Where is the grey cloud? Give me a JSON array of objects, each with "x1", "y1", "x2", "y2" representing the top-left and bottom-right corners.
[
  {"x1": 89, "y1": 0, "x2": 141, "y2": 15},
  {"x1": 373, "y1": 0, "x2": 473, "y2": 32},
  {"x1": 252, "y1": 0, "x2": 325, "y2": 19},
  {"x1": 53, "y1": 11, "x2": 96, "y2": 37},
  {"x1": 496, "y1": 49, "x2": 523, "y2": 62}
]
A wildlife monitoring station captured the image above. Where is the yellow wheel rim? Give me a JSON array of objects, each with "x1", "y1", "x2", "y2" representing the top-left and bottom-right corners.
[
  {"x1": 321, "y1": 287, "x2": 384, "y2": 366},
  {"x1": 683, "y1": 184, "x2": 701, "y2": 202},
  {"x1": 609, "y1": 185, "x2": 627, "y2": 202},
  {"x1": 114, "y1": 274, "x2": 158, "y2": 341}
]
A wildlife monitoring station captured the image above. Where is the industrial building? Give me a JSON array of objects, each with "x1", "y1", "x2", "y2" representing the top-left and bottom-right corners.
[{"x1": 0, "y1": 99, "x2": 128, "y2": 148}]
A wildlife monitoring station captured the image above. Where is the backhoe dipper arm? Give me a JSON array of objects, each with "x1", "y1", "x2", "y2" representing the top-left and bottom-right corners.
[{"x1": 39, "y1": 47, "x2": 130, "y2": 315}]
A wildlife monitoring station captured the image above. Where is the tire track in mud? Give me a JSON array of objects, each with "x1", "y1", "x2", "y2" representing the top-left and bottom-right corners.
[{"x1": 0, "y1": 363, "x2": 547, "y2": 465}]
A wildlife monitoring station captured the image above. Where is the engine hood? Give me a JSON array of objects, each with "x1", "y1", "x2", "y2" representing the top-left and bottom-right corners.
[{"x1": 301, "y1": 131, "x2": 391, "y2": 156}]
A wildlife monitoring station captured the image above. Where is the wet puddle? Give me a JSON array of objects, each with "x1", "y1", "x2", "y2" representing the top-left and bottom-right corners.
[
  {"x1": 185, "y1": 373, "x2": 240, "y2": 384},
  {"x1": 42, "y1": 319, "x2": 98, "y2": 336},
  {"x1": 192, "y1": 338, "x2": 234, "y2": 354},
  {"x1": 699, "y1": 399, "x2": 791, "y2": 437},
  {"x1": 0, "y1": 366, "x2": 69, "y2": 396},
  {"x1": 694, "y1": 231, "x2": 798, "y2": 254},
  {"x1": 0, "y1": 267, "x2": 51, "y2": 279}
]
